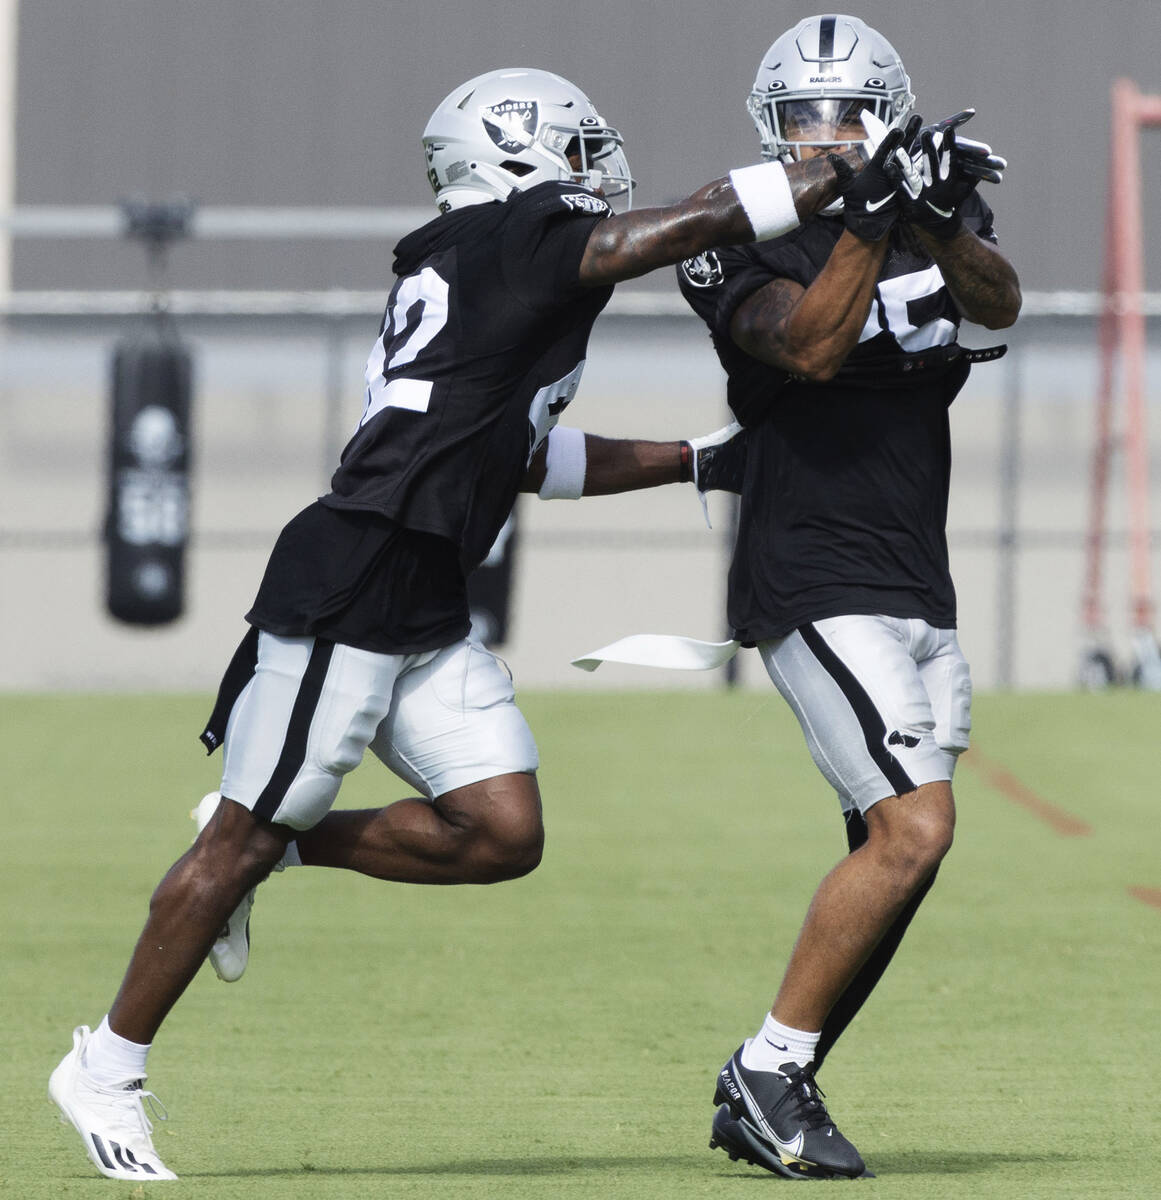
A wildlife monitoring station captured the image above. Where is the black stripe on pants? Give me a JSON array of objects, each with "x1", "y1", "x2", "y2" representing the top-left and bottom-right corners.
[
  {"x1": 253, "y1": 638, "x2": 336, "y2": 822},
  {"x1": 797, "y1": 622, "x2": 916, "y2": 799}
]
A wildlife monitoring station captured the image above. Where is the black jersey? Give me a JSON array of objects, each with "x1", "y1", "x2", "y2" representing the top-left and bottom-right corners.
[
  {"x1": 246, "y1": 181, "x2": 613, "y2": 655},
  {"x1": 678, "y1": 193, "x2": 998, "y2": 643},
  {"x1": 325, "y1": 180, "x2": 614, "y2": 570}
]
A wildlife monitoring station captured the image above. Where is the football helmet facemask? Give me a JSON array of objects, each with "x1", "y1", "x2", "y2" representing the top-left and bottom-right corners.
[
  {"x1": 748, "y1": 14, "x2": 915, "y2": 163},
  {"x1": 422, "y1": 68, "x2": 634, "y2": 213}
]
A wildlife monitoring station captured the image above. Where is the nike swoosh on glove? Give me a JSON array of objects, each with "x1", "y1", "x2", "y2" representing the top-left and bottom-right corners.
[
  {"x1": 904, "y1": 110, "x2": 1002, "y2": 239},
  {"x1": 827, "y1": 116, "x2": 919, "y2": 241}
]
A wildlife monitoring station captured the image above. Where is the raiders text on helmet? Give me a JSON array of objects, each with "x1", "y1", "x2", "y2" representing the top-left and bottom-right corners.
[
  {"x1": 748, "y1": 14, "x2": 915, "y2": 163},
  {"x1": 422, "y1": 68, "x2": 634, "y2": 213}
]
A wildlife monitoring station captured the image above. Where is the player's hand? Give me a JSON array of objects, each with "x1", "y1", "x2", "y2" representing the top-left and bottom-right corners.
[
  {"x1": 686, "y1": 421, "x2": 747, "y2": 494},
  {"x1": 858, "y1": 108, "x2": 921, "y2": 159},
  {"x1": 920, "y1": 110, "x2": 1007, "y2": 184},
  {"x1": 684, "y1": 421, "x2": 747, "y2": 529},
  {"x1": 858, "y1": 109, "x2": 923, "y2": 193},
  {"x1": 828, "y1": 119, "x2": 917, "y2": 242},
  {"x1": 904, "y1": 110, "x2": 1007, "y2": 239}
]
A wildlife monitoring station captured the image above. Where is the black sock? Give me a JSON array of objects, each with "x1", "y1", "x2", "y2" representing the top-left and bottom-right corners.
[{"x1": 813, "y1": 809, "x2": 939, "y2": 1072}]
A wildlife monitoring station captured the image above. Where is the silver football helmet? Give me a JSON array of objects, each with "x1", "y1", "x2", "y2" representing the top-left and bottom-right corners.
[
  {"x1": 422, "y1": 68, "x2": 634, "y2": 213},
  {"x1": 748, "y1": 15, "x2": 915, "y2": 162}
]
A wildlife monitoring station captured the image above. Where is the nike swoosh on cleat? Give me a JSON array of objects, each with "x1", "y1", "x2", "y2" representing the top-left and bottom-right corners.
[{"x1": 865, "y1": 193, "x2": 894, "y2": 212}]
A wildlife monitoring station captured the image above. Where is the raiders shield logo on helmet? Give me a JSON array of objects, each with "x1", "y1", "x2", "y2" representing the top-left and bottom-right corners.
[
  {"x1": 483, "y1": 99, "x2": 538, "y2": 154},
  {"x1": 680, "y1": 251, "x2": 724, "y2": 288}
]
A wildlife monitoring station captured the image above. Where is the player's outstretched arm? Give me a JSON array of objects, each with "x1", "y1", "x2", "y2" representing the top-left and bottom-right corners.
[
  {"x1": 523, "y1": 431, "x2": 683, "y2": 496},
  {"x1": 522, "y1": 423, "x2": 746, "y2": 498},
  {"x1": 577, "y1": 152, "x2": 858, "y2": 287}
]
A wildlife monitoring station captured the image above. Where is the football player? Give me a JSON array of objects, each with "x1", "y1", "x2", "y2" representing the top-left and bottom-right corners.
[
  {"x1": 48, "y1": 65, "x2": 886, "y2": 1181},
  {"x1": 672, "y1": 15, "x2": 1021, "y2": 1180}
]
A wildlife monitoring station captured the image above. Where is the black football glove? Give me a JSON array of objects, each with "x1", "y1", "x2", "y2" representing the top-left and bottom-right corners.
[
  {"x1": 682, "y1": 421, "x2": 748, "y2": 529},
  {"x1": 905, "y1": 110, "x2": 1007, "y2": 239},
  {"x1": 686, "y1": 421, "x2": 747, "y2": 494},
  {"x1": 920, "y1": 109, "x2": 1007, "y2": 184},
  {"x1": 828, "y1": 120, "x2": 915, "y2": 241}
]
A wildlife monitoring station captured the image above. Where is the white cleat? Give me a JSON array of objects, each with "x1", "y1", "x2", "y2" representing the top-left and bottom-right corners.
[
  {"x1": 49, "y1": 1025, "x2": 178, "y2": 1181},
  {"x1": 191, "y1": 791, "x2": 254, "y2": 982}
]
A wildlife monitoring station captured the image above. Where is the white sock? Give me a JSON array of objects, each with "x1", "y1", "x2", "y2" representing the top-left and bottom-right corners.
[
  {"x1": 740, "y1": 1013, "x2": 819, "y2": 1073},
  {"x1": 83, "y1": 1015, "x2": 150, "y2": 1086}
]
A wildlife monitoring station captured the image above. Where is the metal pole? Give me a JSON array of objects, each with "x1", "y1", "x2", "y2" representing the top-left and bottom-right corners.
[
  {"x1": 0, "y1": 0, "x2": 16, "y2": 295},
  {"x1": 1117, "y1": 80, "x2": 1154, "y2": 636},
  {"x1": 995, "y1": 337, "x2": 1022, "y2": 689},
  {"x1": 1082, "y1": 91, "x2": 1123, "y2": 645},
  {"x1": 1121, "y1": 84, "x2": 1161, "y2": 685}
]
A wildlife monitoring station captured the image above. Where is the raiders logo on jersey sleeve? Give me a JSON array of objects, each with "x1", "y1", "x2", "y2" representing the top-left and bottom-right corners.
[
  {"x1": 560, "y1": 191, "x2": 611, "y2": 216},
  {"x1": 680, "y1": 251, "x2": 724, "y2": 288}
]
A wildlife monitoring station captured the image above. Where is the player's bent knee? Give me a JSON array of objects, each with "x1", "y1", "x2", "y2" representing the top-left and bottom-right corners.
[
  {"x1": 471, "y1": 794, "x2": 545, "y2": 881},
  {"x1": 915, "y1": 781, "x2": 956, "y2": 855},
  {"x1": 183, "y1": 798, "x2": 289, "y2": 888},
  {"x1": 868, "y1": 786, "x2": 955, "y2": 880},
  {"x1": 476, "y1": 827, "x2": 544, "y2": 881},
  {"x1": 435, "y1": 772, "x2": 544, "y2": 881},
  {"x1": 907, "y1": 808, "x2": 954, "y2": 870}
]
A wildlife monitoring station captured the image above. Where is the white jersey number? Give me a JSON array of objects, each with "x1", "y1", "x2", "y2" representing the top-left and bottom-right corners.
[
  {"x1": 526, "y1": 360, "x2": 585, "y2": 464},
  {"x1": 861, "y1": 266, "x2": 957, "y2": 352},
  {"x1": 360, "y1": 266, "x2": 450, "y2": 428}
]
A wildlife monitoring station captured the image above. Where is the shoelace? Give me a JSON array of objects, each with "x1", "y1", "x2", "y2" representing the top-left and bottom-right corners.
[
  {"x1": 136, "y1": 1084, "x2": 170, "y2": 1131},
  {"x1": 94, "y1": 1079, "x2": 169, "y2": 1140},
  {"x1": 772, "y1": 1068, "x2": 833, "y2": 1133}
]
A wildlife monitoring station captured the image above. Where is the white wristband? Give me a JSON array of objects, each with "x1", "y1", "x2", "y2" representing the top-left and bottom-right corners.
[
  {"x1": 728, "y1": 161, "x2": 799, "y2": 241},
  {"x1": 538, "y1": 425, "x2": 587, "y2": 500}
]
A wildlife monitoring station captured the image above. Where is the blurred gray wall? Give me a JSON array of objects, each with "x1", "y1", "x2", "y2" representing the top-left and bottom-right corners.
[
  {"x1": 6, "y1": 2, "x2": 1161, "y2": 694},
  {"x1": 12, "y1": 0, "x2": 1161, "y2": 292}
]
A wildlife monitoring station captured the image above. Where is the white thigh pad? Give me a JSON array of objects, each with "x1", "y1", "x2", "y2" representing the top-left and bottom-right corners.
[
  {"x1": 916, "y1": 627, "x2": 972, "y2": 759},
  {"x1": 220, "y1": 633, "x2": 421, "y2": 830},
  {"x1": 369, "y1": 638, "x2": 538, "y2": 798},
  {"x1": 759, "y1": 615, "x2": 961, "y2": 813}
]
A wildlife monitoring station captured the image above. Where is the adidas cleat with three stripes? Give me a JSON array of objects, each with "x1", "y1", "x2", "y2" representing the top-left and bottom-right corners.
[{"x1": 49, "y1": 1025, "x2": 177, "y2": 1181}]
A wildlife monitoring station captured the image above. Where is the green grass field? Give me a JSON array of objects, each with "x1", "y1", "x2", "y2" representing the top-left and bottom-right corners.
[{"x1": 3, "y1": 689, "x2": 1160, "y2": 1198}]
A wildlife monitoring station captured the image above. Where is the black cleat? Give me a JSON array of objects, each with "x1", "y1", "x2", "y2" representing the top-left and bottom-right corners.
[
  {"x1": 711, "y1": 1103, "x2": 827, "y2": 1179},
  {"x1": 713, "y1": 1043, "x2": 866, "y2": 1179},
  {"x1": 710, "y1": 1105, "x2": 876, "y2": 1180}
]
